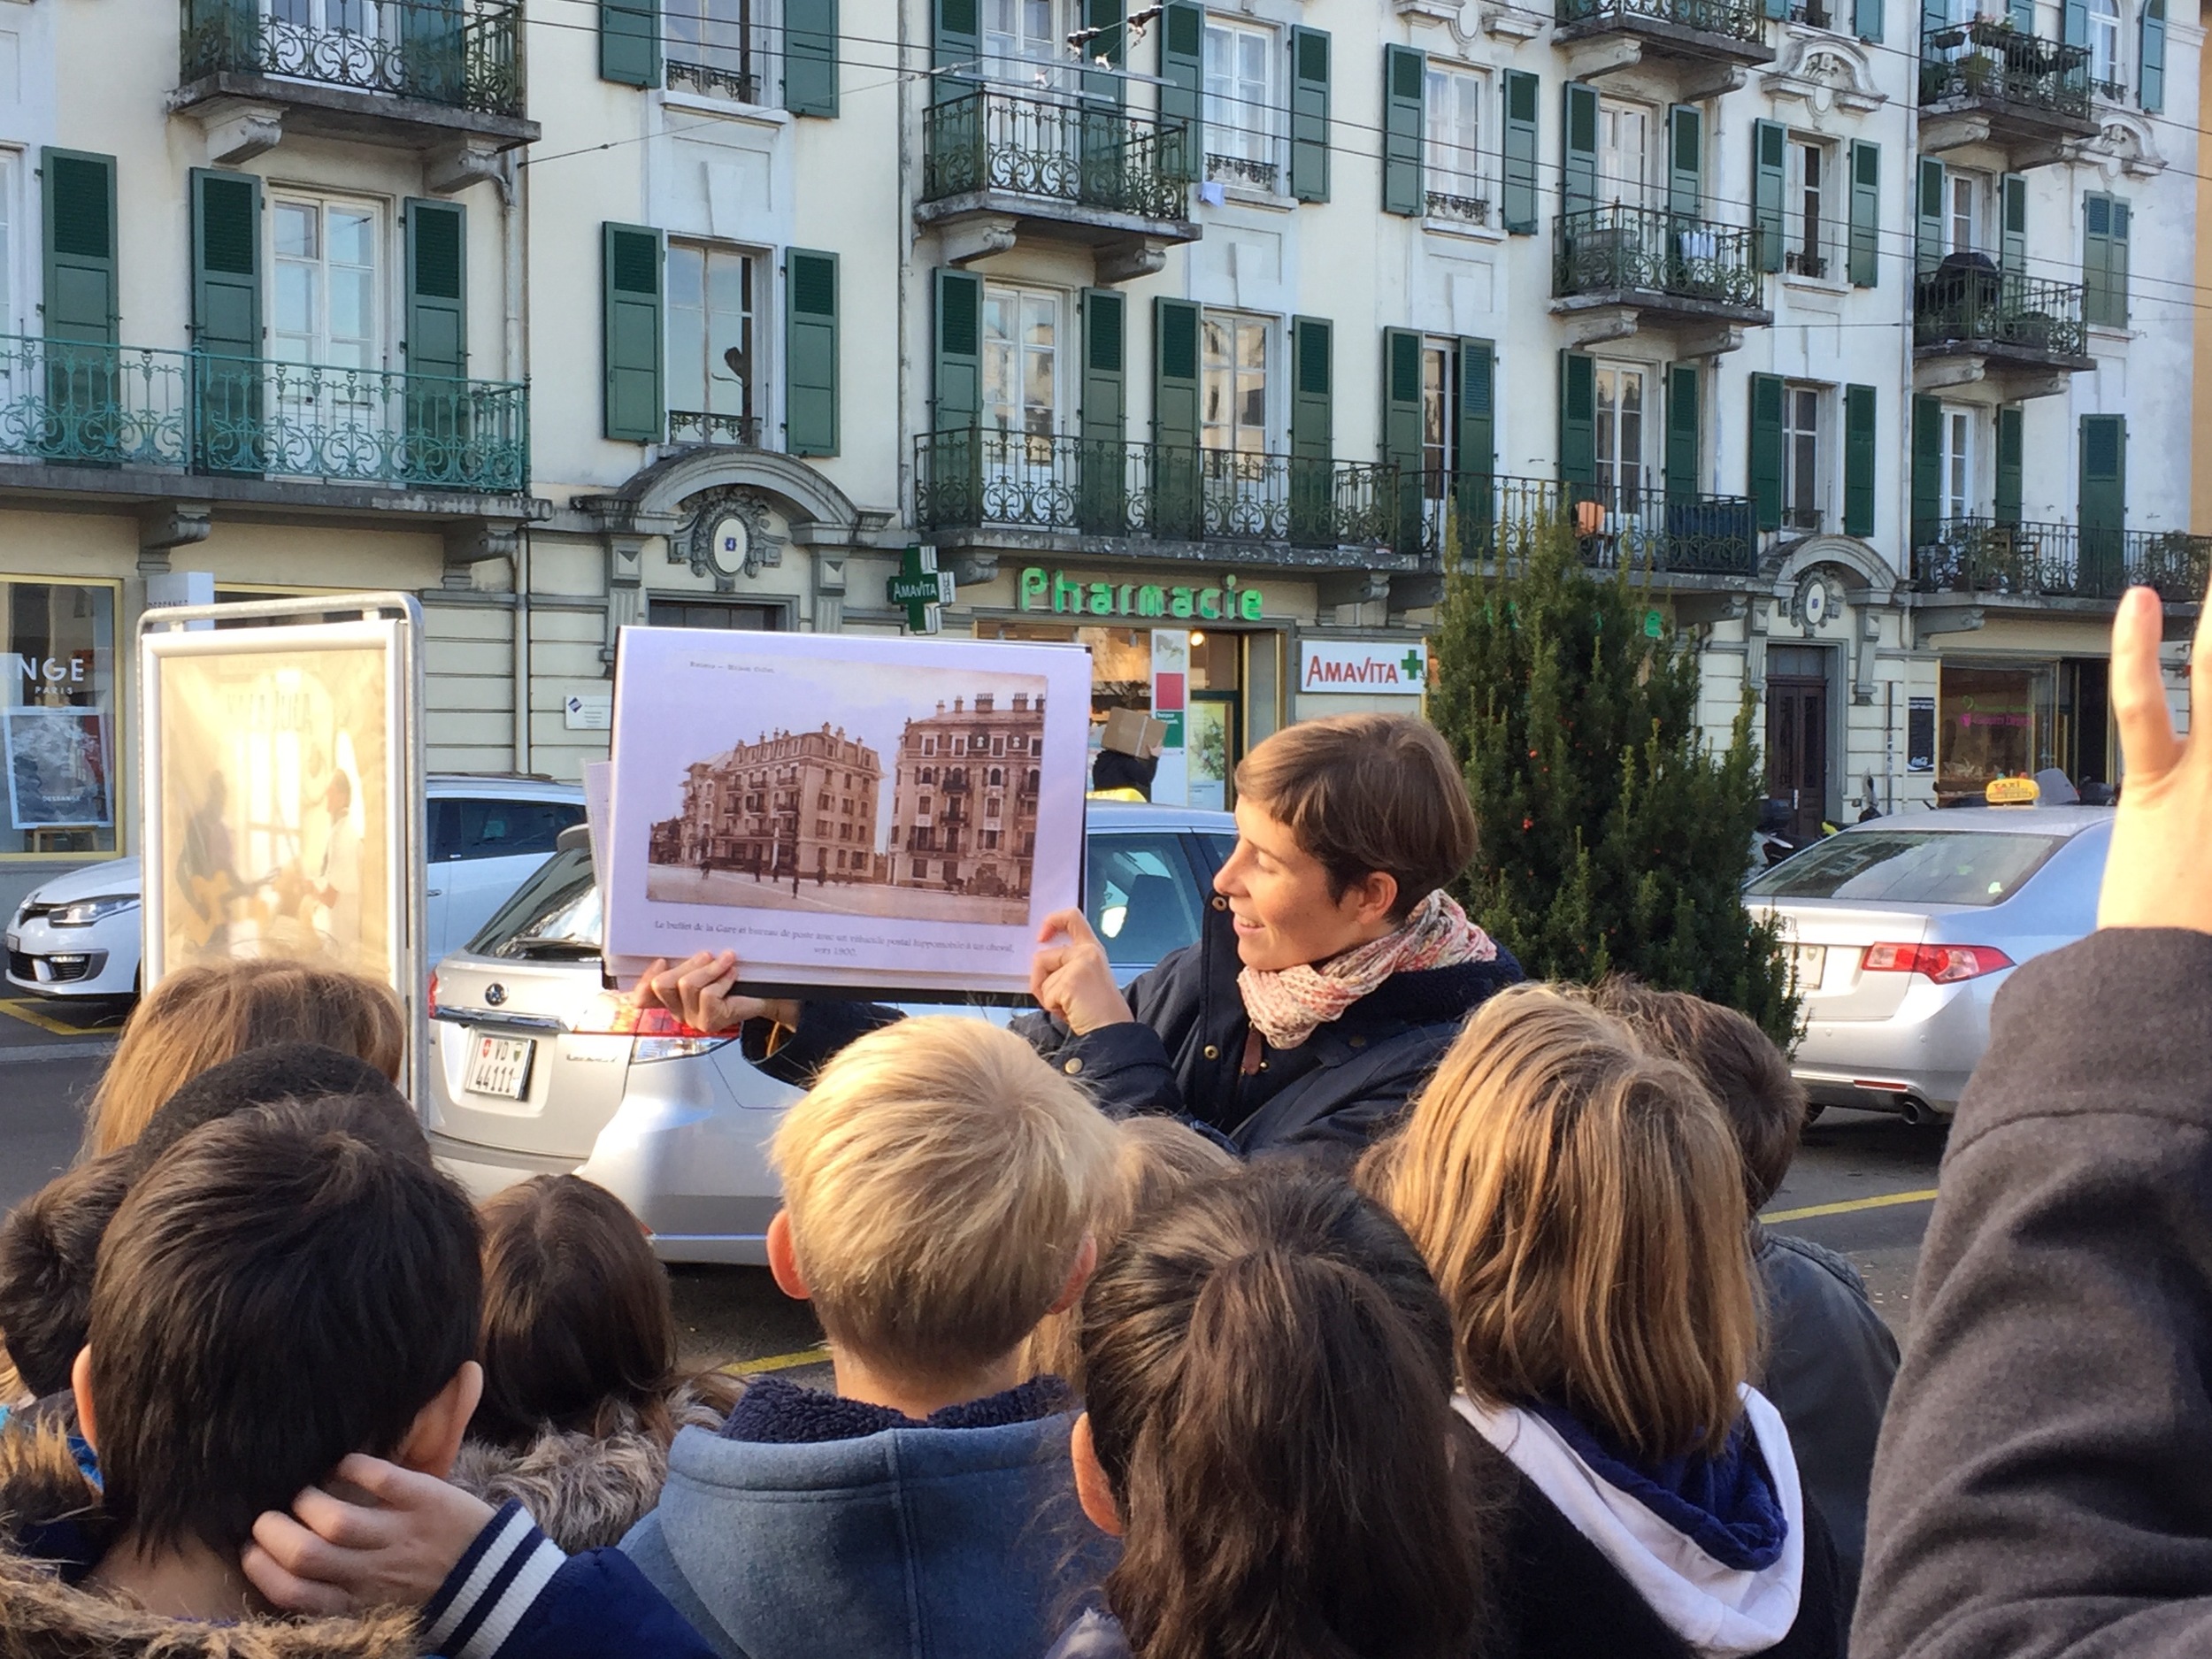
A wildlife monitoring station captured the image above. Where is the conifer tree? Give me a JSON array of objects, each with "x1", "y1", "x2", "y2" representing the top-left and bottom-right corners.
[{"x1": 1428, "y1": 518, "x2": 1799, "y2": 1044}]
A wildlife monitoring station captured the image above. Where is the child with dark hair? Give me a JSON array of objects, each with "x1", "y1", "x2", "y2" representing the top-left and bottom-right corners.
[
  {"x1": 0, "y1": 1151, "x2": 131, "y2": 1405},
  {"x1": 1051, "y1": 1163, "x2": 1499, "y2": 1659},
  {"x1": 451, "y1": 1175, "x2": 739, "y2": 1552}
]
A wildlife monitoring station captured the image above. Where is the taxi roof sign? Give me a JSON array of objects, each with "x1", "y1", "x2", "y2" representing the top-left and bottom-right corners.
[{"x1": 1985, "y1": 775, "x2": 2041, "y2": 805}]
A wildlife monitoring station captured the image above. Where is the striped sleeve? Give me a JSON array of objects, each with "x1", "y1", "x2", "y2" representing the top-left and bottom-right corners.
[{"x1": 420, "y1": 1502, "x2": 564, "y2": 1659}]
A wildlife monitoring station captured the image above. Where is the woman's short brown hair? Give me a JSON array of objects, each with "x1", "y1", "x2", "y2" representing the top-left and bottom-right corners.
[
  {"x1": 86, "y1": 959, "x2": 405, "y2": 1159},
  {"x1": 1360, "y1": 983, "x2": 1759, "y2": 1462},
  {"x1": 1233, "y1": 714, "x2": 1475, "y2": 919}
]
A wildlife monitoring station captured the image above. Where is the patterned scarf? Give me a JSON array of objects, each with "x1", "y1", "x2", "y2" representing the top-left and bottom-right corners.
[{"x1": 1236, "y1": 889, "x2": 1500, "y2": 1050}]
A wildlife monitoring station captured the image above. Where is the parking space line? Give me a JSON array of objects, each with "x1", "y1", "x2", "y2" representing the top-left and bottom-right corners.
[
  {"x1": 0, "y1": 998, "x2": 96, "y2": 1037},
  {"x1": 1762, "y1": 1187, "x2": 1941, "y2": 1225},
  {"x1": 719, "y1": 1345, "x2": 832, "y2": 1377}
]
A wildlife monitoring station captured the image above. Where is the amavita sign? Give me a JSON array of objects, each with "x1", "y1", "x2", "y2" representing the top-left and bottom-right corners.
[{"x1": 1299, "y1": 641, "x2": 1428, "y2": 695}]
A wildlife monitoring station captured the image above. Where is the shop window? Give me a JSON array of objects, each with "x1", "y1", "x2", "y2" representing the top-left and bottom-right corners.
[
  {"x1": 3, "y1": 580, "x2": 120, "y2": 858},
  {"x1": 1937, "y1": 661, "x2": 2056, "y2": 803}
]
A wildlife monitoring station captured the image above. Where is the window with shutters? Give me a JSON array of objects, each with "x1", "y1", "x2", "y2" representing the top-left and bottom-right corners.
[
  {"x1": 1422, "y1": 65, "x2": 1485, "y2": 223},
  {"x1": 1421, "y1": 340, "x2": 1457, "y2": 503},
  {"x1": 1787, "y1": 0, "x2": 1838, "y2": 27},
  {"x1": 1947, "y1": 171, "x2": 1985, "y2": 255},
  {"x1": 1202, "y1": 19, "x2": 1279, "y2": 188},
  {"x1": 2087, "y1": 0, "x2": 2122, "y2": 93},
  {"x1": 1780, "y1": 383, "x2": 1825, "y2": 532},
  {"x1": 1940, "y1": 406, "x2": 1975, "y2": 520},
  {"x1": 666, "y1": 241, "x2": 760, "y2": 444},
  {"x1": 1201, "y1": 311, "x2": 1269, "y2": 454},
  {"x1": 1598, "y1": 100, "x2": 1651, "y2": 207},
  {"x1": 983, "y1": 282, "x2": 1064, "y2": 441},
  {"x1": 666, "y1": 0, "x2": 766, "y2": 101},
  {"x1": 1785, "y1": 136, "x2": 1842, "y2": 281},
  {"x1": 1594, "y1": 364, "x2": 1647, "y2": 506},
  {"x1": 273, "y1": 196, "x2": 380, "y2": 372}
]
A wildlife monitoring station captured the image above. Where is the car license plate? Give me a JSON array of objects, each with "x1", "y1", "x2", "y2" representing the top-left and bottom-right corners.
[
  {"x1": 1789, "y1": 944, "x2": 1826, "y2": 991},
  {"x1": 465, "y1": 1033, "x2": 535, "y2": 1100}
]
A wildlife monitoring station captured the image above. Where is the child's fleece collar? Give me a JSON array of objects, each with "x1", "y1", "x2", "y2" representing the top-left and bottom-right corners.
[{"x1": 720, "y1": 1375, "x2": 1075, "y2": 1446}]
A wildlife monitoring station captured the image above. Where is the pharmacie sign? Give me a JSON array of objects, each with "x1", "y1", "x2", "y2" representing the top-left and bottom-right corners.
[
  {"x1": 1299, "y1": 639, "x2": 1428, "y2": 695},
  {"x1": 1018, "y1": 566, "x2": 1265, "y2": 623}
]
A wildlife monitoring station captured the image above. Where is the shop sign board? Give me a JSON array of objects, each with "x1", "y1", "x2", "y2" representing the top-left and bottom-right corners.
[
  {"x1": 1299, "y1": 640, "x2": 1429, "y2": 696},
  {"x1": 1018, "y1": 566, "x2": 1265, "y2": 623}
]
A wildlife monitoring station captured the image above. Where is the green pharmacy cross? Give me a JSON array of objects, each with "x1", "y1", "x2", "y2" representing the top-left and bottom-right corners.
[
  {"x1": 1399, "y1": 649, "x2": 1425, "y2": 683},
  {"x1": 887, "y1": 546, "x2": 957, "y2": 634}
]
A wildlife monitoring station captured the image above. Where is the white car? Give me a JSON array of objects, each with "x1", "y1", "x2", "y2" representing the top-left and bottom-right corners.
[
  {"x1": 4, "y1": 775, "x2": 587, "y2": 1001},
  {"x1": 425, "y1": 803, "x2": 1240, "y2": 1263}
]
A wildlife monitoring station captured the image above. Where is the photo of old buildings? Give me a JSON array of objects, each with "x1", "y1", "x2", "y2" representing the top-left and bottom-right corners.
[
  {"x1": 886, "y1": 692, "x2": 1045, "y2": 901},
  {"x1": 650, "y1": 724, "x2": 884, "y2": 887}
]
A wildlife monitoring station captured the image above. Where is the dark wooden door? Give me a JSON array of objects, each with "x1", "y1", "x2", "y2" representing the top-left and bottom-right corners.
[{"x1": 1766, "y1": 674, "x2": 1829, "y2": 846}]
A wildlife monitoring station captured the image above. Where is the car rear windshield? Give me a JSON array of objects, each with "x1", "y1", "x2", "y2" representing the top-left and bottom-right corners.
[
  {"x1": 1745, "y1": 829, "x2": 2069, "y2": 906},
  {"x1": 466, "y1": 848, "x2": 603, "y2": 957}
]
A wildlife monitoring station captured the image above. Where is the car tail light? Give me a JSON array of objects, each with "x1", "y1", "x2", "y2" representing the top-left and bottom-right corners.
[
  {"x1": 571, "y1": 991, "x2": 729, "y2": 1062},
  {"x1": 426, "y1": 972, "x2": 439, "y2": 1019},
  {"x1": 1862, "y1": 942, "x2": 2015, "y2": 984}
]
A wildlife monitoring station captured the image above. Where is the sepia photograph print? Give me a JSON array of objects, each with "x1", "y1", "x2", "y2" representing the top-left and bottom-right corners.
[{"x1": 604, "y1": 627, "x2": 1093, "y2": 995}]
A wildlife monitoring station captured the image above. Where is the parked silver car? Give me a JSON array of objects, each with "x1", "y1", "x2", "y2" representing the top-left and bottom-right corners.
[
  {"x1": 1745, "y1": 804, "x2": 2112, "y2": 1124},
  {"x1": 425, "y1": 803, "x2": 1240, "y2": 1263}
]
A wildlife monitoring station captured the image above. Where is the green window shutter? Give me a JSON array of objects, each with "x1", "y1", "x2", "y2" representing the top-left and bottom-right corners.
[
  {"x1": 1381, "y1": 326, "x2": 1422, "y2": 473},
  {"x1": 1999, "y1": 173, "x2": 2026, "y2": 276},
  {"x1": 1290, "y1": 27, "x2": 1331, "y2": 204},
  {"x1": 40, "y1": 149, "x2": 118, "y2": 346},
  {"x1": 785, "y1": 249, "x2": 838, "y2": 456},
  {"x1": 2062, "y1": 0, "x2": 2087, "y2": 45},
  {"x1": 2108, "y1": 198, "x2": 2129, "y2": 326},
  {"x1": 2083, "y1": 194, "x2": 2127, "y2": 326},
  {"x1": 1289, "y1": 315, "x2": 1331, "y2": 459},
  {"x1": 1667, "y1": 104, "x2": 1701, "y2": 219},
  {"x1": 1382, "y1": 45, "x2": 1424, "y2": 217},
  {"x1": 1456, "y1": 337, "x2": 1494, "y2": 483},
  {"x1": 190, "y1": 167, "x2": 261, "y2": 360},
  {"x1": 404, "y1": 198, "x2": 467, "y2": 381},
  {"x1": 1159, "y1": 1, "x2": 1203, "y2": 179},
  {"x1": 1752, "y1": 119, "x2": 1786, "y2": 273},
  {"x1": 2139, "y1": 0, "x2": 2165, "y2": 109},
  {"x1": 1844, "y1": 383, "x2": 1877, "y2": 538},
  {"x1": 1558, "y1": 350, "x2": 1594, "y2": 488},
  {"x1": 933, "y1": 267, "x2": 980, "y2": 433},
  {"x1": 2007, "y1": 0, "x2": 2032, "y2": 28},
  {"x1": 1910, "y1": 395, "x2": 1941, "y2": 544},
  {"x1": 1082, "y1": 288, "x2": 1126, "y2": 445},
  {"x1": 1502, "y1": 71, "x2": 1539, "y2": 235},
  {"x1": 2079, "y1": 413, "x2": 2126, "y2": 588},
  {"x1": 933, "y1": 0, "x2": 979, "y2": 100},
  {"x1": 1664, "y1": 365, "x2": 1700, "y2": 504},
  {"x1": 1921, "y1": 0, "x2": 1946, "y2": 43},
  {"x1": 1562, "y1": 82, "x2": 1598, "y2": 219},
  {"x1": 600, "y1": 0, "x2": 659, "y2": 88},
  {"x1": 602, "y1": 223, "x2": 663, "y2": 442},
  {"x1": 1916, "y1": 156, "x2": 1945, "y2": 274},
  {"x1": 1847, "y1": 141, "x2": 1879, "y2": 288},
  {"x1": 784, "y1": 0, "x2": 838, "y2": 115},
  {"x1": 1854, "y1": 0, "x2": 1883, "y2": 42},
  {"x1": 1153, "y1": 296, "x2": 1200, "y2": 449},
  {"x1": 1747, "y1": 373, "x2": 1784, "y2": 533},
  {"x1": 1082, "y1": 0, "x2": 1125, "y2": 106},
  {"x1": 1994, "y1": 404, "x2": 2023, "y2": 526}
]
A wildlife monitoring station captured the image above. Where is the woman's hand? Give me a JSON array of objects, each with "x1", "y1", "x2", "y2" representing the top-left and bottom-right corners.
[
  {"x1": 1031, "y1": 910, "x2": 1135, "y2": 1036},
  {"x1": 242, "y1": 1455, "x2": 496, "y2": 1614},
  {"x1": 631, "y1": 949, "x2": 801, "y2": 1035},
  {"x1": 2101, "y1": 581, "x2": 2212, "y2": 935}
]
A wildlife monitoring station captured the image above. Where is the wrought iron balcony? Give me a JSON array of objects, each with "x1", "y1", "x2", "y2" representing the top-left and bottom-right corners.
[
  {"x1": 0, "y1": 336, "x2": 527, "y2": 493},
  {"x1": 1555, "y1": 204, "x2": 1764, "y2": 312},
  {"x1": 1914, "y1": 259, "x2": 2090, "y2": 363},
  {"x1": 1422, "y1": 472, "x2": 1760, "y2": 577},
  {"x1": 666, "y1": 59, "x2": 759, "y2": 103},
  {"x1": 1557, "y1": 0, "x2": 1767, "y2": 47},
  {"x1": 1910, "y1": 518, "x2": 2211, "y2": 602},
  {"x1": 667, "y1": 409, "x2": 762, "y2": 448},
  {"x1": 180, "y1": 0, "x2": 526, "y2": 116},
  {"x1": 1426, "y1": 190, "x2": 1490, "y2": 224},
  {"x1": 920, "y1": 90, "x2": 1194, "y2": 223},
  {"x1": 1919, "y1": 21, "x2": 2092, "y2": 120},
  {"x1": 914, "y1": 429, "x2": 1399, "y2": 551}
]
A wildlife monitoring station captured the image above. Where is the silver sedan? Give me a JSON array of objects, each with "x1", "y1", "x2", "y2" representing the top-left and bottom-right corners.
[{"x1": 1745, "y1": 805, "x2": 2111, "y2": 1124}]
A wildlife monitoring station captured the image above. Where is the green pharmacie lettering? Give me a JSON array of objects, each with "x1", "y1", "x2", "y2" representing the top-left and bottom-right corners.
[{"x1": 1018, "y1": 566, "x2": 1262, "y2": 623}]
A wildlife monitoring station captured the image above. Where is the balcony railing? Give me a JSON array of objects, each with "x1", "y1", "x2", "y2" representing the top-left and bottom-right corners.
[
  {"x1": 1914, "y1": 260, "x2": 2088, "y2": 358},
  {"x1": 1555, "y1": 205, "x2": 1763, "y2": 310},
  {"x1": 914, "y1": 429, "x2": 1399, "y2": 550},
  {"x1": 1558, "y1": 0, "x2": 1766, "y2": 43},
  {"x1": 1422, "y1": 472, "x2": 1760, "y2": 576},
  {"x1": 1206, "y1": 152, "x2": 1279, "y2": 190},
  {"x1": 667, "y1": 409, "x2": 762, "y2": 447},
  {"x1": 0, "y1": 336, "x2": 527, "y2": 492},
  {"x1": 1426, "y1": 190, "x2": 1490, "y2": 224},
  {"x1": 666, "y1": 58, "x2": 759, "y2": 103},
  {"x1": 1919, "y1": 20, "x2": 2091, "y2": 118},
  {"x1": 1910, "y1": 518, "x2": 2212, "y2": 601},
  {"x1": 181, "y1": 0, "x2": 525, "y2": 115},
  {"x1": 920, "y1": 90, "x2": 1193, "y2": 221}
]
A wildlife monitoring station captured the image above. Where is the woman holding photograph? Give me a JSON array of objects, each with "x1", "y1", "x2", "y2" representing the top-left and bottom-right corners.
[{"x1": 634, "y1": 714, "x2": 1521, "y2": 1157}]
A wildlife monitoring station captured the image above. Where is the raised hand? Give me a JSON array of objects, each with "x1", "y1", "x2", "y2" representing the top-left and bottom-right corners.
[
  {"x1": 2101, "y1": 580, "x2": 2212, "y2": 935},
  {"x1": 1030, "y1": 909, "x2": 1135, "y2": 1035}
]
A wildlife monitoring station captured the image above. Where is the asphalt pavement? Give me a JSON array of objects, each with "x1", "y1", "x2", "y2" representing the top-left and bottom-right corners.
[{"x1": 0, "y1": 998, "x2": 1940, "y2": 1383}]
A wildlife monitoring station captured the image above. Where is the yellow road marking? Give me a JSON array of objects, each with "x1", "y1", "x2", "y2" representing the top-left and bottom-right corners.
[
  {"x1": 1762, "y1": 1187, "x2": 1940, "y2": 1225},
  {"x1": 719, "y1": 1345, "x2": 832, "y2": 1377},
  {"x1": 0, "y1": 998, "x2": 98, "y2": 1037}
]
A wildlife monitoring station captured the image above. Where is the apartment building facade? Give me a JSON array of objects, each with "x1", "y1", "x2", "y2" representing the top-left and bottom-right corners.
[
  {"x1": 884, "y1": 688, "x2": 1046, "y2": 893},
  {"x1": 664, "y1": 723, "x2": 883, "y2": 880},
  {"x1": 1, "y1": 0, "x2": 2200, "y2": 904}
]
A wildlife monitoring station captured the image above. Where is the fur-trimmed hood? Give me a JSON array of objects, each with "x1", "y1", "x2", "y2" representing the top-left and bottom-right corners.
[
  {"x1": 0, "y1": 1422, "x2": 420, "y2": 1659},
  {"x1": 446, "y1": 1379, "x2": 733, "y2": 1555}
]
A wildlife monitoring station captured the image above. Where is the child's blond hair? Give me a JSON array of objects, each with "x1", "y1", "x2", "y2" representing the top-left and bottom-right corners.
[{"x1": 771, "y1": 1016, "x2": 1119, "y2": 1384}]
